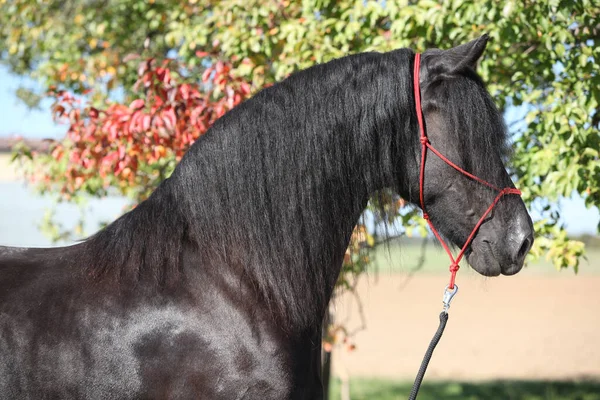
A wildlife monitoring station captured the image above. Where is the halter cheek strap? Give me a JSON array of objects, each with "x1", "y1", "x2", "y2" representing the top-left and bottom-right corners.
[{"x1": 413, "y1": 53, "x2": 522, "y2": 289}]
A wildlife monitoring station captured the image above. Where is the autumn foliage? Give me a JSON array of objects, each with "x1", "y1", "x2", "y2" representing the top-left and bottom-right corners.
[{"x1": 45, "y1": 55, "x2": 250, "y2": 199}]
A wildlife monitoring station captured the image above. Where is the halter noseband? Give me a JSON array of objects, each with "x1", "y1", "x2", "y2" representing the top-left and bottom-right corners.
[{"x1": 413, "y1": 53, "x2": 522, "y2": 289}]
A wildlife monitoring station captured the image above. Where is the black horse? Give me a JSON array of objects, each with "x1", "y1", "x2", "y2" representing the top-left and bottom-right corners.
[{"x1": 0, "y1": 35, "x2": 533, "y2": 399}]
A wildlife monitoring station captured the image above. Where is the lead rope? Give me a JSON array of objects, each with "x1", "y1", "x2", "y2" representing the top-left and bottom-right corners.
[
  {"x1": 408, "y1": 53, "x2": 523, "y2": 399},
  {"x1": 408, "y1": 286, "x2": 458, "y2": 400}
]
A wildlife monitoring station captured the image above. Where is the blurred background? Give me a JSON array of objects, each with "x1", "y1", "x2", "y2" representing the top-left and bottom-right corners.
[{"x1": 1, "y1": 1, "x2": 599, "y2": 399}]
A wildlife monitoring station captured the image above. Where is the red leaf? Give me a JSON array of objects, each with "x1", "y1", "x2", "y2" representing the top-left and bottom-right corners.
[
  {"x1": 202, "y1": 68, "x2": 213, "y2": 83},
  {"x1": 240, "y1": 82, "x2": 251, "y2": 94},
  {"x1": 180, "y1": 84, "x2": 190, "y2": 100},
  {"x1": 195, "y1": 51, "x2": 209, "y2": 58},
  {"x1": 109, "y1": 124, "x2": 118, "y2": 141},
  {"x1": 162, "y1": 69, "x2": 171, "y2": 84},
  {"x1": 168, "y1": 107, "x2": 178, "y2": 124},
  {"x1": 142, "y1": 115, "x2": 151, "y2": 131},
  {"x1": 129, "y1": 111, "x2": 142, "y2": 133},
  {"x1": 114, "y1": 160, "x2": 125, "y2": 176},
  {"x1": 143, "y1": 73, "x2": 152, "y2": 88},
  {"x1": 129, "y1": 99, "x2": 145, "y2": 110},
  {"x1": 163, "y1": 109, "x2": 176, "y2": 132},
  {"x1": 156, "y1": 67, "x2": 166, "y2": 82}
]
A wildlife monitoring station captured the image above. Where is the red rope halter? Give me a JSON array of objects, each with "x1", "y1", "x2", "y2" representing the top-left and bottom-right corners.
[{"x1": 413, "y1": 53, "x2": 522, "y2": 289}]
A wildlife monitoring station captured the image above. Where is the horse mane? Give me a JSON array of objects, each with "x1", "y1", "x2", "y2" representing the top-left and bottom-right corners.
[{"x1": 79, "y1": 47, "x2": 508, "y2": 330}]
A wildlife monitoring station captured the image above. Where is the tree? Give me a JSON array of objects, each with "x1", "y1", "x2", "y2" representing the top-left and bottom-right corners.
[{"x1": 3, "y1": 1, "x2": 599, "y2": 390}]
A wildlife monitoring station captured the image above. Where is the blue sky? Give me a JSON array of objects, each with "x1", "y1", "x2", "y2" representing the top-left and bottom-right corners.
[
  {"x1": 0, "y1": 67, "x2": 65, "y2": 139},
  {"x1": 0, "y1": 65, "x2": 598, "y2": 235}
]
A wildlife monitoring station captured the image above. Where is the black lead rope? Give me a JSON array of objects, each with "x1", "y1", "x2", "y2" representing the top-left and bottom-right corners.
[
  {"x1": 408, "y1": 312, "x2": 449, "y2": 400},
  {"x1": 408, "y1": 284, "x2": 458, "y2": 400}
]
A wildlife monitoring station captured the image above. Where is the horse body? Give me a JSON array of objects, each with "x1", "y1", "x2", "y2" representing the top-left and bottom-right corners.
[
  {"x1": 0, "y1": 243, "x2": 321, "y2": 399},
  {"x1": 0, "y1": 36, "x2": 533, "y2": 399}
]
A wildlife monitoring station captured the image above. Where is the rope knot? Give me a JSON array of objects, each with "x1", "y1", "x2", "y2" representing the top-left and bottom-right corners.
[
  {"x1": 422, "y1": 212, "x2": 429, "y2": 220},
  {"x1": 449, "y1": 263, "x2": 460, "y2": 273},
  {"x1": 419, "y1": 137, "x2": 429, "y2": 145}
]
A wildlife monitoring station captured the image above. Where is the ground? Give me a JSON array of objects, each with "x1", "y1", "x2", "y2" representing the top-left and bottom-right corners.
[{"x1": 330, "y1": 246, "x2": 600, "y2": 383}]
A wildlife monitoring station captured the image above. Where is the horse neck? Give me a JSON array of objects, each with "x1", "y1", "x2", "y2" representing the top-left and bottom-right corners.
[{"x1": 146, "y1": 49, "x2": 417, "y2": 331}]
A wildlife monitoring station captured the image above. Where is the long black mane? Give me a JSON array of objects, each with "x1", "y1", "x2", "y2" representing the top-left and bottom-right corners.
[{"x1": 77, "y1": 49, "x2": 417, "y2": 329}]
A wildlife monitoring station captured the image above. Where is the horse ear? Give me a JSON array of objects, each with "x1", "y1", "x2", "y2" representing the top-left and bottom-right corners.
[{"x1": 443, "y1": 34, "x2": 489, "y2": 72}]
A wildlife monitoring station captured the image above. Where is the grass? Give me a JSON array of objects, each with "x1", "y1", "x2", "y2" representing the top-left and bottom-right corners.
[
  {"x1": 329, "y1": 378, "x2": 600, "y2": 400},
  {"x1": 368, "y1": 238, "x2": 600, "y2": 276}
]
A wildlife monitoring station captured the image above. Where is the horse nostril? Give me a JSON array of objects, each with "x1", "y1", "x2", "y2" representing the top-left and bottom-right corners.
[{"x1": 516, "y1": 234, "x2": 533, "y2": 262}]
